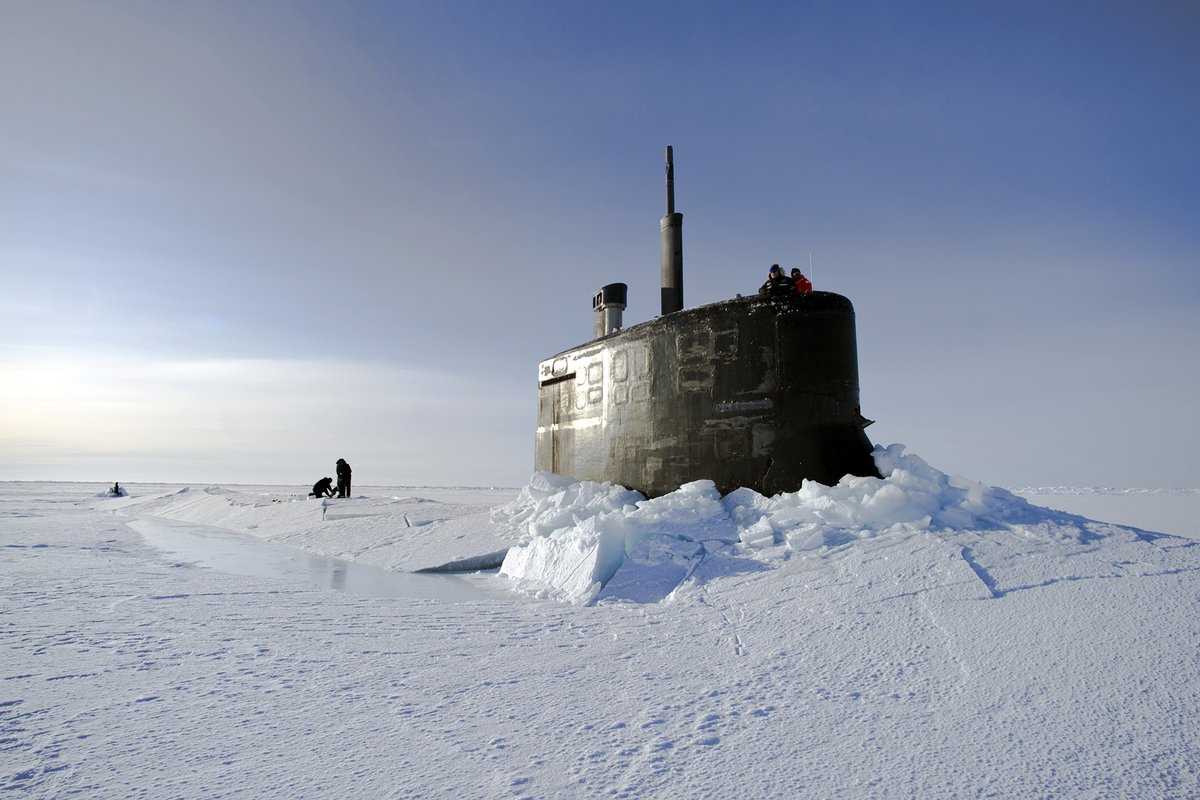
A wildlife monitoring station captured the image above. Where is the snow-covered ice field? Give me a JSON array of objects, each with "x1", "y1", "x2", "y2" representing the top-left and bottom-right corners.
[
  {"x1": 1011, "y1": 487, "x2": 1200, "y2": 542},
  {"x1": 4, "y1": 445, "x2": 1199, "y2": 799}
]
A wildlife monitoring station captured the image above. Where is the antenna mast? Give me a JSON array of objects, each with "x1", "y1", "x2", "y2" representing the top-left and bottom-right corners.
[
  {"x1": 660, "y1": 146, "x2": 684, "y2": 315},
  {"x1": 666, "y1": 146, "x2": 675, "y2": 215}
]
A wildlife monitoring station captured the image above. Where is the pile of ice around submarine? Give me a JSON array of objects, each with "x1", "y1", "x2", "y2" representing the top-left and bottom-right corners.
[{"x1": 495, "y1": 443, "x2": 1099, "y2": 604}]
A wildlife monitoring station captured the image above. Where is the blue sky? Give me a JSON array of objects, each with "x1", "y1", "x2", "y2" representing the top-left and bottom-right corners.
[{"x1": 2, "y1": 0, "x2": 1197, "y2": 488}]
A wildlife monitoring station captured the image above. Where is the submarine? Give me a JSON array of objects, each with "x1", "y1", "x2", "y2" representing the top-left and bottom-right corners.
[{"x1": 535, "y1": 147, "x2": 879, "y2": 498}]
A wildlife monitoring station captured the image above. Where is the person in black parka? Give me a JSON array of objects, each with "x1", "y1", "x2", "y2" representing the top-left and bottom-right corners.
[
  {"x1": 758, "y1": 264, "x2": 795, "y2": 299},
  {"x1": 335, "y1": 458, "x2": 352, "y2": 498},
  {"x1": 310, "y1": 477, "x2": 335, "y2": 498}
]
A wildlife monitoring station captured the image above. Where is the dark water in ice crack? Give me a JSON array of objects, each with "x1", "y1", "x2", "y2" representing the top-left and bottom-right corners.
[{"x1": 129, "y1": 516, "x2": 497, "y2": 602}]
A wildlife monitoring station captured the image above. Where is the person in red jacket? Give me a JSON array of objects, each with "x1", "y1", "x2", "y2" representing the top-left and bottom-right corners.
[{"x1": 791, "y1": 268, "x2": 813, "y2": 295}]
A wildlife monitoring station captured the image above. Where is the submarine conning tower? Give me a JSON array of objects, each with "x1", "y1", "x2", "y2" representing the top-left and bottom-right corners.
[{"x1": 535, "y1": 147, "x2": 879, "y2": 498}]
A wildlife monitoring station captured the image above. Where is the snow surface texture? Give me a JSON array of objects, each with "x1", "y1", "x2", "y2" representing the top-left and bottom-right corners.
[{"x1": 4, "y1": 445, "x2": 1199, "y2": 799}]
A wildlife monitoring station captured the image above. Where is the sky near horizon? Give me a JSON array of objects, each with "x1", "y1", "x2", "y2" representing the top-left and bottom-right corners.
[{"x1": 2, "y1": 0, "x2": 1197, "y2": 489}]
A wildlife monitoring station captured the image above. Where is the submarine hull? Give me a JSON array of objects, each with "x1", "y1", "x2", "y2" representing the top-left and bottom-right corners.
[{"x1": 535, "y1": 291, "x2": 879, "y2": 498}]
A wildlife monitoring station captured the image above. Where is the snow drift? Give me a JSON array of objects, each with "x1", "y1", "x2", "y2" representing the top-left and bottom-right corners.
[{"x1": 494, "y1": 444, "x2": 1168, "y2": 604}]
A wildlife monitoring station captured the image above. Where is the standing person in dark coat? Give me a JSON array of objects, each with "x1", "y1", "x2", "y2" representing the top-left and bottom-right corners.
[
  {"x1": 335, "y1": 458, "x2": 352, "y2": 498},
  {"x1": 758, "y1": 264, "x2": 794, "y2": 298},
  {"x1": 310, "y1": 477, "x2": 335, "y2": 498}
]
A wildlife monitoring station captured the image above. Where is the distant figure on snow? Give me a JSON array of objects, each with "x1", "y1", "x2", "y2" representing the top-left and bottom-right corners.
[
  {"x1": 759, "y1": 264, "x2": 794, "y2": 299},
  {"x1": 110, "y1": 482, "x2": 123, "y2": 497},
  {"x1": 790, "y1": 268, "x2": 813, "y2": 295},
  {"x1": 335, "y1": 458, "x2": 352, "y2": 498},
  {"x1": 310, "y1": 477, "x2": 335, "y2": 498}
]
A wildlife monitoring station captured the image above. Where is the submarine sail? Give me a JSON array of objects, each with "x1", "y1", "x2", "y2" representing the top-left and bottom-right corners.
[{"x1": 535, "y1": 148, "x2": 878, "y2": 498}]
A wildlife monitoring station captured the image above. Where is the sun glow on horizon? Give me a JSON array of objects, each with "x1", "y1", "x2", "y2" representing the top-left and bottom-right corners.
[{"x1": 0, "y1": 348, "x2": 530, "y2": 484}]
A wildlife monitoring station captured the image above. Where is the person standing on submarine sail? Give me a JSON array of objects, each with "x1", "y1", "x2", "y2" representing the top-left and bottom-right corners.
[
  {"x1": 759, "y1": 264, "x2": 794, "y2": 298},
  {"x1": 791, "y1": 268, "x2": 813, "y2": 295},
  {"x1": 335, "y1": 458, "x2": 352, "y2": 498}
]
